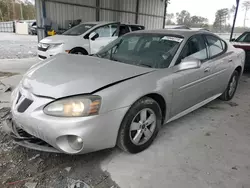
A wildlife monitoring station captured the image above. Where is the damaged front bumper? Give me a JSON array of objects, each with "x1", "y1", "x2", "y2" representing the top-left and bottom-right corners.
[{"x1": 3, "y1": 114, "x2": 59, "y2": 153}]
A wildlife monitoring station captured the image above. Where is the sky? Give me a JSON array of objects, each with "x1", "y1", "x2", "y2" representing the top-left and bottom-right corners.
[{"x1": 167, "y1": 0, "x2": 249, "y2": 27}]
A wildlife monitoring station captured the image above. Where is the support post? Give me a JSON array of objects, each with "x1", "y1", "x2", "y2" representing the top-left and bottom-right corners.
[
  {"x1": 96, "y1": 0, "x2": 100, "y2": 21},
  {"x1": 163, "y1": 0, "x2": 168, "y2": 28},
  {"x1": 135, "y1": 0, "x2": 140, "y2": 24},
  {"x1": 230, "y1": 0, "x2": 240, "y2": 41},
  {"x1": 35, "y1": 0, "x2": 46, "y2": 42}
]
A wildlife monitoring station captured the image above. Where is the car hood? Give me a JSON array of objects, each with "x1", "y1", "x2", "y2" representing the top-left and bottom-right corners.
[
  {"x1": 232, "y1": 42, "x2": 250, "y2": 49},
  {"x1": 40, "y1": 35, "x2": 77, "y2": 44},
  {"x1": 22, "y1": 54, "x2": 154, "y2": 98}
]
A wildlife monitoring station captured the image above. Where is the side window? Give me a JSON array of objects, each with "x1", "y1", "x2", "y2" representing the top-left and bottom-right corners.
[
  {"x1": 94, "y1": 24, "x2": 118, "y2": 38},
  {"x1": 119, "y1": 25, "x2": 130, "y2": 36},
  {"x1": 130, "y1": 25, "x2": 144, "y2": 31},
  {"x1": 206, "y1": 35, "x2": 224, "y2": 57},
  {"x1": 177, "y1": 35, "x2": 207, "y2": 64}
]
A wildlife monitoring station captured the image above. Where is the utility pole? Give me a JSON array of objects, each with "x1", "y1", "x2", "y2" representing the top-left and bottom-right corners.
[{"x1": 230, "y1": 0, "x2": 240, "y2": 41}]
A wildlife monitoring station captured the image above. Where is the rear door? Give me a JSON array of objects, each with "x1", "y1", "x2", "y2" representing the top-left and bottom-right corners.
[
  {"x1": 89, "y1": 22, "x2": 120, "y2": 54},
  {"x1": 203, "y1": 35, "x2": 232, "y2": 96}
]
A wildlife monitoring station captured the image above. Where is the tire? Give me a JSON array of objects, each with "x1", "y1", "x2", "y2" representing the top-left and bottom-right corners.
[
  {"x1": 117, "y1": 97, "x2": 162, "y2": 153},
  {"x1": 69, "y1": 48, "x2": 88, "y2": 55},
  {"x1": 220, "y1": 70, "x2": 240, "y2": 101}
]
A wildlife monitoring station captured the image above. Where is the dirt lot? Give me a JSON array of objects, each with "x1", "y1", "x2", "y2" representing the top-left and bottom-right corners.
[{"x1": 0, "y1": 33, "x2": 37, "y2": 59}]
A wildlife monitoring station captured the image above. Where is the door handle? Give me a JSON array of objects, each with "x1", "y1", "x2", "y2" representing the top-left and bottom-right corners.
[
  {"x1": 204, "y1": 67, "x2": 210, "y2": 73},
  {"x1": 228, "y1": 59, "x2": 233, "y2": 62}
]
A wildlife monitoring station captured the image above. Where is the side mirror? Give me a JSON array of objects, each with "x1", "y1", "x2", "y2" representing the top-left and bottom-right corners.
[
  {"x1": 175, "y1": 58, "x2": 201, "y2": 72},
  {"x1": 89, "y1": 32, "x2": 99, "y2": 41},
  {"x1": 231, "y1": 38, "x2": 236, "y2": 42}
]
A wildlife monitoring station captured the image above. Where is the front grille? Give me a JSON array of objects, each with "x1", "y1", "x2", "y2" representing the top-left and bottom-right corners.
[
  {"x1": 38, "y1": 47, "x2": 48, "y2": 52},
  {"x1": 17, "y1": 98, "x2": 33, "y2": 113},
  {"x1": 38, "y1": 55, "x2": 47, "y2": 59},
  {"x1": 13, "y1": 126, "x2": 52, "y2": 148}
]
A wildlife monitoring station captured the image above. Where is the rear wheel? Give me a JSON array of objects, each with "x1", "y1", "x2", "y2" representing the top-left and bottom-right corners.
[
  {"x1": 117, "y1": 97, "x2": 162, "y2": 153},
  {"x1": 220, "y1": 70, "x2": 240, "y2": 101}
]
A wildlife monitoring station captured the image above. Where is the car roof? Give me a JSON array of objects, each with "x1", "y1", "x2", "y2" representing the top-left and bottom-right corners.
[
  {"x1": 165, "y1": 25, "x2": 190, "y2": 29},
  {"x1": 129, "y1": 29, "x2": 212, "y2": 38},
  {"x1": 81, "y1": 22, "x2": 144, "y2": 27}
]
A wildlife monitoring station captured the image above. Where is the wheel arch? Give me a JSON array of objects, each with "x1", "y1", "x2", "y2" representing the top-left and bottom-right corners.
[
  {"x1": 115, "y1": 92, "x2": 167, "y2": 149},
  {"x1": 69, "y1": 47, "x2": 88, "y2": 55},
  {"x1": 145, "y1": 93, "x2": 167, "y2": 124},
  {"x1": 235, "y1": 66, "x2": 242, "y2": 75}
]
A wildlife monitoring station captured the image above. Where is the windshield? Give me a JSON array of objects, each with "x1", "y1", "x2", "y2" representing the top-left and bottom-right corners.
[
  {"x1": 235, "y1": 32, "x2": 250, "y2": 42},
  {"x1": 95, "y1": 34, "x2": 183, "y2": 68},
  {"x1": 63, "y1": 24, "x2": 96, "y2": 36}
]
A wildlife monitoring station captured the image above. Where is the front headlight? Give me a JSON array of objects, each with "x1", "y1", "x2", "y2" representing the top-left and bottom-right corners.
[
  {"x1": 44, "y1": 95, "x2": 101, "y2": 117},
  {"x1": 48, "y1": 43, "x2": 63, "y2": 50}
]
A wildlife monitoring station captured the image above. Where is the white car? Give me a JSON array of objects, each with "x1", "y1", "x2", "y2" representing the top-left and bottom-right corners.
[{"x1": 37, "y1": 22, "x2": 145, "y2": 60}]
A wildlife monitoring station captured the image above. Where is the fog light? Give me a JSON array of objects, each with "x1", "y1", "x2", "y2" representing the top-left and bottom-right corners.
[{"x1": 67, "y1": 135, "x2": 83, "y2": 151}]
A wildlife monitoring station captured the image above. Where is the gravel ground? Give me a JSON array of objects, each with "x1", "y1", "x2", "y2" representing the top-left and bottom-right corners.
[{"x1": 0, "y1": 33, "x2": 37, "y2": 59}]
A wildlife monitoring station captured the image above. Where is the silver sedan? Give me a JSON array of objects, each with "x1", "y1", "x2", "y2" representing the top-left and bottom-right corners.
[{"x1": 4, "y1": 29, "x2": 245, "y2": 154}]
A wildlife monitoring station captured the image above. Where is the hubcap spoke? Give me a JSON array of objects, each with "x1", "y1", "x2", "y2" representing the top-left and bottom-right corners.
[
  {"x1": 145, "y1": 114, "x2": 155, "y2": 125},
  {"x1": 140, "y1": 110, "x2": 147, "y2": 122},
  {"x1": 229, "y1": 76, "x2": 237, "y2": 96},
  {"x1": 133, "y1": 130, "x2": 143, "y2": 144},
  {"x1": 144, "y1": 128, "x2": 152, "y2": 139},
  {"x1": 131, "y1": 122, "x2": 141, "y2": 131}
]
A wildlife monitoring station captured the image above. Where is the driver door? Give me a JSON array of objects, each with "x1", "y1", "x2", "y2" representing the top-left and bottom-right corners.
[
  {"x1": 170, "y1": 35, "x2": 210, "y2": 117},
  {"x1": 89, "y1": 22, "x2": 120, "y2": 54}
]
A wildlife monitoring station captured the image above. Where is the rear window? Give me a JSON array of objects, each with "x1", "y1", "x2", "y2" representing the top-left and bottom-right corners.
[
  {"x1": 205, "y1": 35, "x2": 226, "y2": 57},
  {"x1": 130, "y1": 25, "x2": 145, "y2": 31}
]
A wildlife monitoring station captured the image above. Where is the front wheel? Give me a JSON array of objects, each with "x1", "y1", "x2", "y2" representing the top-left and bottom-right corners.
[
  {"x1": 117, "y1": 97, "x2": 162, "y2": 153},
  {"x1": 69, "y1": 48, "x2": 88, "y2": 55},
  {"x1": 220, "y1": 70, "x2": 240, "y2": 101}
]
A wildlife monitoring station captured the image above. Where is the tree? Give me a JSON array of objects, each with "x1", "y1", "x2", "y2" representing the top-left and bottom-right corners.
[
  {"x1": 213, "y1": 8, "x2": 229, "y2": 32},
  {"x1": 242, "y1": 1, "x2": 250, "y2": 27},
  {"x1": 190, "y1": 16, "x2": 209, "y2": 28},
  {"x1": 0, "y1": 0, "x2": 35, "y2": 21},
  {"x1": 176, "y1": 10, "x2": 191, "y2": 26},
  {"x1": 166, "y1": 13, "x2": 175, "y2": 25}
]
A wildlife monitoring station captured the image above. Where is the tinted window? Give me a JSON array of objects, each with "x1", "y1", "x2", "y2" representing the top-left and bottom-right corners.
[
  {"x1": 94, "y1": 24, "x2": 118, "y2": 37},
  {"x1": 119, "y1": 25, "x2": 130, "y2": 36},
  {"x1": 63, "y1": 24, "x2": 96, "y2": 36},
  {"x1": 96, "y1": 34, "x2": 183, "y2": 68},
  {"x1": 206, "y1": 35, "x2": 224, "y2": 57},
  {"x1": 236, "y1": 32, "x2": 250, "y2": 43},
  {"x1": 130, "y1": 25, "x2": 145, "y2": 31},
  {"x1": 178, "y1": 35, "x2": 207, "y2": 64}
]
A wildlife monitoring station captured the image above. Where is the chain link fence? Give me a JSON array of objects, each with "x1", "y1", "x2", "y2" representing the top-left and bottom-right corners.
[{"x1": 0, "y1": 21, "x2": 15, "y2": 33}]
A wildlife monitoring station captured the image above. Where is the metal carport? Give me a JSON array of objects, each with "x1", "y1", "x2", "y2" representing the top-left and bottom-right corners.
[{"x1": 35, "y1": 0, "x2": 167, "y2": 41}]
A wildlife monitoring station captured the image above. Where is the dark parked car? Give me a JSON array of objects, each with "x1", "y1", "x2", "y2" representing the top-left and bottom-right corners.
[
  {"x1": 232, "y1": 32, "x2": 250, "y2": 69},
  {"x1": 28, "y1": 21, "x2": 37, "y2": 35}
]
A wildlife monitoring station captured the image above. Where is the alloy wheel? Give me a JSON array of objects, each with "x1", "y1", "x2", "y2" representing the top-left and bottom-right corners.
[
  {"x1": 129, "y1": 108, "x2": 156, "y2": 146},
  {"x1": 229, "y1": 75, "x2": 237, "y2": 97}
]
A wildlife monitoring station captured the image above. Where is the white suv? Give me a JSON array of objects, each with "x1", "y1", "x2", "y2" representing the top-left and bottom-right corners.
[{"x1": 37, "y1": 21, "x2": 145, "y2": 60}]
